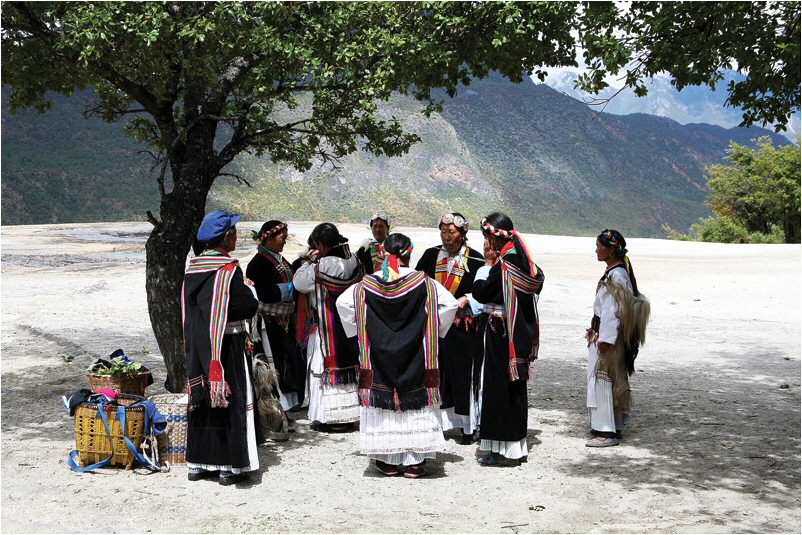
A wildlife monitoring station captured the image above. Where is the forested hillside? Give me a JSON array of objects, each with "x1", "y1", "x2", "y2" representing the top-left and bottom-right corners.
[{"x1": 2, "y1": 78, "x2": 789, "y2": 236}]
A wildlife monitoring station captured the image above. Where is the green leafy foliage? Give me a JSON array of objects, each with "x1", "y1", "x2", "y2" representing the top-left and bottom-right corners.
[
  {"x1": 668, "y1": 137, "x2": 800, "y2": 243},
  {"x1": 576, "y1": 1, "x2": 800, "y2": 132},
  {"x1": 2, "y1": 1, "x2": 798, "y2": 387},
  {"x1": 93, "y1": 356, "x2": 144, "y2": 378}
]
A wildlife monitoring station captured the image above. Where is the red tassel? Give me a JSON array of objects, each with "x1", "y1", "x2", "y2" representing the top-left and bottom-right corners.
[
  {"x1": 209, "y1": 359, "x2": 224, "y2": 382},
  {"x1": 393, "y1": 388, "x2": 401, "y2": 411}
]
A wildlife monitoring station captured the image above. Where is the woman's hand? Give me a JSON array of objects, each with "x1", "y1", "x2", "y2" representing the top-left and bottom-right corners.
[
  {"x1": 244, "y1": 277, "x2": 255, "y2": 287},
  {"x1": 483, "y1": 239, "x2": 499, "y2": 266},
  {"x1": 457, "y1": 296, "x2": 470, "y2": 310}
]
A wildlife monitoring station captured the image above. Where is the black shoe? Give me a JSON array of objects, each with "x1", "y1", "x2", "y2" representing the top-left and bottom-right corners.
[
  {"x1": 218, "y1": 471, "x2": 250, "y2": 486},
  {"x1": 460, "y1": 431, "x2": 478, "y2": 445},
  {"x1": 187, "y1": 469, "x2": 218, "y2": 482}
]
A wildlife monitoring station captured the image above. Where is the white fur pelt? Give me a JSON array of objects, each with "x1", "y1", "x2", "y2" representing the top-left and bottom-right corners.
[
  {"x1": 253, "y1": 358, "x2": 289, "y2": 441},
  {"x1": 606, "y1": 281, "x2": 651, "y2": 350}
]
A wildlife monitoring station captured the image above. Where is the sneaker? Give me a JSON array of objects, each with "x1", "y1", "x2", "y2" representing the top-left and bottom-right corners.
[{"x1": 585, "y1": 437, "x2": 620, "y2": 448}]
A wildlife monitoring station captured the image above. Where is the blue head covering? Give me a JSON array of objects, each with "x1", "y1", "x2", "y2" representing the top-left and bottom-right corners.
[{"x1": 197, "y1": 210, "x2": 241, "y2": 243}]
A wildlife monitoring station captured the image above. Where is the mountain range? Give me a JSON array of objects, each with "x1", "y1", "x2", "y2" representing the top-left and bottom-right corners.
[
  {"x1": 1, "y1": 75, "x2": 792, "y2": 237},
  {"x1": 541, "y1": 69, "x2": 800, "y2": 141}
]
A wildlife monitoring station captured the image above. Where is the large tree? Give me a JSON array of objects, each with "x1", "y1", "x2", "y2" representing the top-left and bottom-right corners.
[
  {"x1": 2, "y1": 1, "x2": 799, "y2": 389},
  {"x1": 706, "y1": 137, "x2": 801, "y2": 243}
]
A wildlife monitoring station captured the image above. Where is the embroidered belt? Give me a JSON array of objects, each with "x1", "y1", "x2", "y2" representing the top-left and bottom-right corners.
[
  {"x1": 225, "y1": 320, "x2": 248, "y2": 334},
  {"x1": 483, "y1": 303, "x2": 506, "y2": 317},
  {"x1": 258, "y1": 301, "x2": 294, "y2": 318}
]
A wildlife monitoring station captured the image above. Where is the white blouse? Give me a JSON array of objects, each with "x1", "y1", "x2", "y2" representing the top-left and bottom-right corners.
[{"x1": 593, "y1": 266, "x2": 634, "y2": 345}]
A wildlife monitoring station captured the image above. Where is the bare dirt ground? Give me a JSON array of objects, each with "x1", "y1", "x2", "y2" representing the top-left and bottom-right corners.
[{"x1": 1, "y1": 221, "x2": 800, "y2": 534}]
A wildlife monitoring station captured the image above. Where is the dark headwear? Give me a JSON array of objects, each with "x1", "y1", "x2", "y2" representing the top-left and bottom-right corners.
[
  {"x1": 598, "y1": 229, "x2": 639, "y2": 296},
  {"x1": 598, "y1": 229, "x2": 628, "y2": 258},
  {"x1": 197, "y1": 210, "x2": 240, "y2": 243}
]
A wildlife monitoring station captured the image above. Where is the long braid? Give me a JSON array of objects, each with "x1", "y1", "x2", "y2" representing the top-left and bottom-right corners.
[{"x1": 624, "y1": 255, "x2": 640, "y2": 296}]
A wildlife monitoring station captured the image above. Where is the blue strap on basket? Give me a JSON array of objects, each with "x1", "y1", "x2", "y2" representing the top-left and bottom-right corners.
[
  {"x1": 68, "y1": 399, "x2": 115, "y2": 472},
  {"x1": 68, "y1": 399, "x2": 167, "y2": 472},
  {"x1": 119, "y1": 400, "x2": 167, "y2": 471}
]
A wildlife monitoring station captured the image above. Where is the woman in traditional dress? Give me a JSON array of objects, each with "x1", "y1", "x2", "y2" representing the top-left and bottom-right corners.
[
  {"x1": 585, "y1": 229, "x2": 650, "y2": 447},
  {"x1": 337, "y1": 233, "x2": 458, "y2": 478},
  {"x1": 184, "y1": 210, "x2": 261, "y2": 486},
  {"x1": 293, "y1": 223, "x2": 363, "y2": 431},
  {"x1": 415, "y1": 213, "x2": 485, "y2": 444},
  {"x1": 246, "y1": 220, "x2": 305, "y2": 412},
  {"x1": 472, "y1": 212, "x2": 544, "y2": 467},
  {"x1": 356, "y1": 213, "x2": 390, "y2": 274}
]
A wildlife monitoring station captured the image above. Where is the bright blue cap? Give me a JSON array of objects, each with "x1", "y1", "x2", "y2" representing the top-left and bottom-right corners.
[{"x1": 197, "y1": 210, "x2": 241, "y2": 243}]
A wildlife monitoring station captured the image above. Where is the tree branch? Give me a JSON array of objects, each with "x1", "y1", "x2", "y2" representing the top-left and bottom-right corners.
[{"x1": 218, "y1": 172, "x2": 252, "y2": 187}]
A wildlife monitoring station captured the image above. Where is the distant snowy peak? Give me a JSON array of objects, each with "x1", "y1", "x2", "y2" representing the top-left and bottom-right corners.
[{"x1": 538, "y1": 69, "x2": 798, "y2": 140}]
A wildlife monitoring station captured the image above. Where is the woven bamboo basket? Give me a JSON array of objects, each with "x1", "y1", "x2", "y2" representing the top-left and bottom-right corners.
[
  {"x1": 148, "y1": 393, "x2": 189, "y2": 465},
  {"x1": 88, "y1": 371, "x2": 151, "y2": 397},
  {"x1": 74, "y1": 394, "x2": 146, "y2": 470}
]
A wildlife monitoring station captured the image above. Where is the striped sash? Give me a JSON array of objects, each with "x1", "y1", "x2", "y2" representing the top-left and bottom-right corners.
[
  {"x1": 354, "y1": 271, "x2": 440, "y2": 410},
  {"x1": 182, "y1": 252, "x2": 239, "y2": 408},
  {"x1": 501, "y1": 259, "x2": 543, "y2": 381},
  {"x1": 315, "y1": 264, "x2": 363, "y2": 385},
  {"x1": 369, "y1": 241, "x2": 388, "y2": 272}
]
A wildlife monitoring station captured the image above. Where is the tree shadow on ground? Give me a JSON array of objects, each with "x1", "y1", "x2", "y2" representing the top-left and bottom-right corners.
[{"x1": 531, "y1": 353, "x2": 801, "y2": 508}]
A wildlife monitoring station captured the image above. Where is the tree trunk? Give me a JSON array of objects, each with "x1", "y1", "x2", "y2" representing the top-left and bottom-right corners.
[
  {"x1": 783, "y1": 211, "x2": 801, "y2": 244},
  {"x1": 145, "y1": 158, "x2": 217, "y2": 392}
]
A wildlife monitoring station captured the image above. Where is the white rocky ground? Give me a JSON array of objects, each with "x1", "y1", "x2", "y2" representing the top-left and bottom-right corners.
[{"x1": 1, "y1": 221, "x2": 799, "y2": 533}]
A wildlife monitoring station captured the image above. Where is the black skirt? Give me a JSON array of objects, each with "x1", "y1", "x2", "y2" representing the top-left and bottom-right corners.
[
  {"x1": 187, "y1": 333, "x2": 261, "y2": 468},
  {"x1": 438, "y1": 321, "x2": 480, "y2": 415},
  {"x1": 259, "y1": 316, "x2": 306, "y2": 398},
  {"x1": 478, "y1": 316, "x2": 528, "y2": 442}
]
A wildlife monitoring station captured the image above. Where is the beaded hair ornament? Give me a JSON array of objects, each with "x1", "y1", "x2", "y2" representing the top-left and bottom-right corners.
[
  {"x1": 252, "y1": 222, "x2": 287, "y2": 242},
  {"x1": 381, "y1": 241, "x2": 414, "y2": 282},
  {"x1": 480, "y1": 218, "x2": 513, "y2": 238},
  {"x1": 440, "y1": 213, "x2": 469, "y2": 230},
  {"x1": 370, "y1": 213, "x2": 390, "y2": 227},
  {"x1": 599, "y1": 228, "x2": 627, "y2": 255}
]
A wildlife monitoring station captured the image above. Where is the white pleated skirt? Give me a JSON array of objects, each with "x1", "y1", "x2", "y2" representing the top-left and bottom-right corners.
[
  {"x1": 478, "y1": 438, "x2": 528, "y2": 460},
  {"x1": 360, "y1": 405, "x2": 446, "y2": 466},
  {"x1": 307, "y1": 330, "x2": 359, "y2": 424},
  {"x1": 187, "y1": 353, "x2": 260, "y2": 474}
]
